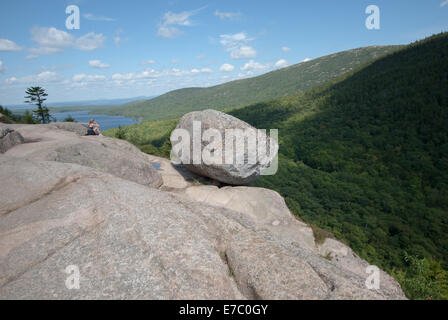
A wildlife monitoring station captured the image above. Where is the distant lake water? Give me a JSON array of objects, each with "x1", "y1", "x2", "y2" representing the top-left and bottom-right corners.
[{"x1": 52, "y1": 110, "x2": 140, "y2": 131}]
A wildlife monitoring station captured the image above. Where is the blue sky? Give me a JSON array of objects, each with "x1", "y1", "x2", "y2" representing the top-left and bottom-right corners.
[{"x1": 0, "y1": 0, "x2": 447, "y2": 105}]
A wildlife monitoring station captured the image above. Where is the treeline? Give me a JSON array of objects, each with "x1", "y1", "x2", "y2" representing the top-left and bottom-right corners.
[{"x1": 0, "y1": 105, "x2": 35, "y2": 124}]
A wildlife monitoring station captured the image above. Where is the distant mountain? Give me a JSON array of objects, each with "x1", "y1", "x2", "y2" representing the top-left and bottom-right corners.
[
  {"x1": 94, "y1": 45, "x2": 402, "y2": 121},
  {"x1": 5, "y1": 96, "x2": 155, "y2": 110}
]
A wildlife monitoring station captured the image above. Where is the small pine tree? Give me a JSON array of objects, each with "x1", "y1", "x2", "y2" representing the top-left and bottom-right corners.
[
  {"x1": 64, "y1": 115, "x2": 76, "y2": 122},
  {"x1": 115, "y1": 125, "x2": 127, "y2": 140},
  {"x1": 0, "y1": 105, "x2": 13, "y2": 118},
  {"x1": 24, "y1": 86, "x2": 53, "y2": 124},
  {"x1": 23, "y1": 110, "x2": 35, "y2": 124}
]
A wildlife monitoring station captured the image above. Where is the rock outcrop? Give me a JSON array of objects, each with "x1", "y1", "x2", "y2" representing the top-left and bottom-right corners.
[
  {"x1": 0, "y1": 127, "x2": 24, "y2": 154},
  {"x1": 1, "y1": 123, "x2": 162, "y2": 188},
  {"x1": 0, "y1": 122, "x2": 406, "y2": 300},
  {"x1": 0, "y1": 114, "x2": 14, "y2": 124},
  {"x1": 172, "y1": 109, "x2": 278, "y2": 185}
]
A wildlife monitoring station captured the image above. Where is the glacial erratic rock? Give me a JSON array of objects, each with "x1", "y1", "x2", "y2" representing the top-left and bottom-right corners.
[
  {"x1": 172, "y1": 109, "x2": 278, "y2": 185},
  {"x1": 0, "y1": 126, "x2": 24, "y2": 153}
]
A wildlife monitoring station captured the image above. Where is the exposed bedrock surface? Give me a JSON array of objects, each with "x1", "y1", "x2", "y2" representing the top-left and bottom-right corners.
[{"x1": 0, "y1": 123, "x2": 405, "y2": 299}]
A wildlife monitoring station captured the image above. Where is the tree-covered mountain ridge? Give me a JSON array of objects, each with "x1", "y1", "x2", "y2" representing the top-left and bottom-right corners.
[{"x1": 94, "y1": 45, "x2": 402, "y2": 121}]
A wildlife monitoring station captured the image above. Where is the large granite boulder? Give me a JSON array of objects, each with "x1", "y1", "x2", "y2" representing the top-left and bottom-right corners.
[
  {"x1": 171, "y1": 109, "x2": 278, "y2": 185},
  {"x1": 0, "y1": 126, "x2": 24, "y2": 153}
]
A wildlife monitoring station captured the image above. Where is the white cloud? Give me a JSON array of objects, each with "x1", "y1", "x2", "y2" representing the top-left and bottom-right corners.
[
  {"x1": 171, "y1": 68, "x2": 191, "y2": 76},
  {"x1": 441, "y1": 1, "x2": 448, "y2": 7},
  {"x1": 274, "y1": 59, "x2": 288, "y2": 68},
  {"x1": 241, "y1": 60, "x2": 269, "y2": 71},
  {"x1": 157, "y1": 25, "x2": 184, "y2": 39},
  {"x1": 0, "y1": 38, "x2": 22, "y2": 51},
  {"x1": 37, "y1": 64, "x2": 74, "y2": 72},
  {"x1": 29, "y1": 26, "x2": 105, "y2": 56},
  {"x1": 83, "y1": 13, "x2": 115, "y2": 21},
  {"x1": 29, "y1": 46, "x2": 64, "y2": 55},
  {"x1": 72, "y1": 74, "x2": 106, "y2": 82},
  {"x1": 214, "y1": 10, "x2": 242, "y2": 20},
  {"x1": 3, "y1": 77, "x2": 17, "y2": 84},
  {"x1": 111, "y1": 73, "x2": 135, "y2": 81},
  {"x1": 88, "y1": 60, "x2": 110, "y2": 68},
  {"x1": 75, "y1": 32, "x2": 106, "y2": 51},
  {"x1": 230, "y1": 46, "x2": 256, "y2": 59},
  {"x1": 25, "y1": 54, "x2": 39, "y2": 60},
  {"x1": 282, "y1": 46, "x2": 291, "y2": 52},
  {"x1": 72, "y1": 74, "x2": 86, "y2": 82},
  {"x1": 220, "y1": 32, "x2": 256, "y2": 59},
  {"x1": 4, "y1": 71, "x2": 63, "y2": 84},
  {"x1": 237, "y1": 71, "x2": 255, "y2": 78},
  {"x1": 220, "y1": 63, "x2": 234, "y2": 72},
  {"x1": 0, "y1": 61, "x2": 4, "y2": 73},
  {"x1": 32, "y1": 71, "x2": 62, "y2": 82},
  {"x1": 37, "y1": 71, "x2": 64, "y2": 82},
  {"x1": 29, "y1": 26, "x2": 69, "y2": 54},
  {"x1": 141, "y1": 59, "x2": 156, "y2": 65},
  {"x1": 197, "y1": 53, "x2": 206, "y2": 60},
  {"x1": 111, "y1": 68, "x2": 192, "y2": 81},
  {"x1": 157, "y1": 8, "x2": 204, "y2": 38},
  {"x1": 220, "y1": 32, "x2": 251, "y2": 48},
  {"x1": 302, "y1": 57, "x2": 312, "y2": 63},
  {"x1": 191, "y1": 68, "x2": 213, "y2": 74},
  {"x1": 113, "y1": 29, "x2": 127, "y2": 46},
  {"x1": 1, "y1": 63, "x2": 225, "y2": 103}
]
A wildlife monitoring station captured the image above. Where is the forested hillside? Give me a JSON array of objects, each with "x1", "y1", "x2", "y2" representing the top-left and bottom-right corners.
[
  {"x1": 229, "y1": 33, "x2": 448, "y2": 298},
  {"x1": 96, "y1": 45, "x2": 401, "y2": 121}
]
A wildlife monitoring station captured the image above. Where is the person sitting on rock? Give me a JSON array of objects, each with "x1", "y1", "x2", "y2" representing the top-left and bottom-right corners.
[{"x1": 81, "y1": 119, "x2": 101, "y2": 136}]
